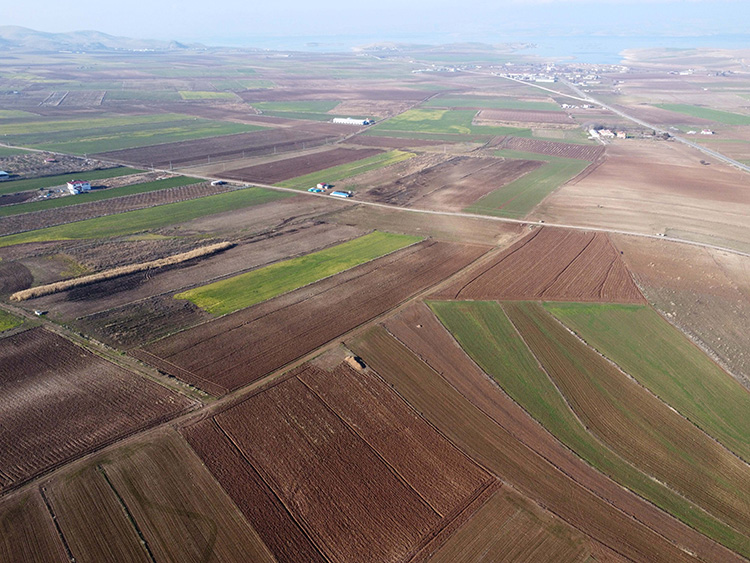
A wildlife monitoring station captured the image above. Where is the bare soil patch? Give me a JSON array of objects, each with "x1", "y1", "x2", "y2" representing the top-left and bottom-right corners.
[
  {"x1": 0, "y1": 152, "x2": 116, "y2": 182},
  {"x1": 493, "y1": 137, "x2": 605, "y2": 160},
  {"x1": 345, "y1": 135, "x2": 445, "y2": 149}
]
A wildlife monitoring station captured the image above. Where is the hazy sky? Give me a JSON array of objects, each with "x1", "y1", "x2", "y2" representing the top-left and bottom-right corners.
[{"x1": 6, "y1": 0, "x2": 749, "y2": 47}]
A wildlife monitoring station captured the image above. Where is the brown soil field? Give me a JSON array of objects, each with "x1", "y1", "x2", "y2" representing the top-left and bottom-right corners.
[
  {"x1": 0, "y1": 181, "x2": 227, "y2": 237},
  {"x1": 0, "y1": 327, "x2": 195, "y2": 491},
  {"x1": 0, "y1": 491, "x2": 68, "y2": 563},
  {"x1": 475, "y1": 108, "x2": 574, "y2": 124},
  {"x1": 0, "y1": 191, "x2": 36, "y2": 206},
  {"x1": 0, "y1": 260, "x2": 33, "y2": 294},
  {"x1": 221, "y1": 147, "x2": 382, "y2": 184},
  {"x1": 59, "y1": 90, "x2": 105, "y2": 107},
  {"x1": 428, "y1": 487, "x2": 591, "y2": 563},
  {"x1": 139, "y1": 240, "x2": 487, "y2": 395},
  {"x1": 436, "y1": 227, "x2": 644, "y2": 303},
  {"x1": 385, "y1": 302, "x2": 742, "y2": 562},
  {"x1": 0, "y1": 153, "x2": 116, "y2": 183},
  {"x1": 348, "y1": 327, "x2": 707, "y2": 563},
  {"x1": 95, "y1": 128, "x2": 341, "y2": 168},
  {"x1": 46, "y1": 466, "x2": 151, "y2": 562},
  {"x1": 329, "y1": 99, "x2": 415, "y2": 118},
  {"x1": 185, "y1": 363, "x2": 492, "y2": 563},
  {"x1": 356, "y1": 156, "x2": 541, "y2": 211},
  {"x1": 183, "y1": 419, "x2": 328, "y2": 562},
  {"x1": 33, "y1": 222, "x2": 363, "y2": 322},
  {"x1": 155, "y1": 101, "x2": 292, "y2": 125},
  {"x1": 345, "y1": 135, "x2": 446, "y2": 149},
  {"x1": 494, "y1": 136, "x2": 605, "y2": 160},
  {"x1": 696, "y1": 139, "x2": 750, "y2": 163},
  {"x1": 100, "y1": 431, "x2": 276, "y2": 562},
  {"x1": 611, "y1": 103, "x2": 715, "y2": 126},
  {"x1": 533, "y1": 141, "x2": 750, "y2": 251},
  {"x1": 613, "y1": 234, "x2": 750, "y2": 388},
  {"x1": 505, "y1": 302, "x2": 750, "y2": 535}
]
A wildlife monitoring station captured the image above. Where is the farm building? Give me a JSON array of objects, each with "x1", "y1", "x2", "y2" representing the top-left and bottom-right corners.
[
  {"x1": 66, "y1": 180, "x2": 91, "y2": 194},
  {"x1": 330, "y1": 190, "x2": 353, "y2": 198},
  {"x1": 332, "y1": 117, "x2": 374, "y2": 126},
  {"x1": 0, "y1": 170, "x2": 9, "y2": 178},
  {"x1": 316, "y1": 182, "x2": 331, "y2": 190}
]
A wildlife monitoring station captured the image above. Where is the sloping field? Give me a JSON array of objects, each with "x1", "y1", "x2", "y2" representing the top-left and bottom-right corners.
[
  {"x1": 0, "y1": 187, "x2": 292, "y2": 248},
  {"x1": 0, "y1": 328, "x2": 195, "y2": 491},
  {"x1": 138, "y1": 240, "x2": 486, "y2": 395},
  {"x1": 546, "y1": 303, "x2": 750, "y2": 463},
  {"x1": 505, "y1": 302, "x2": 750, "y2": 536},
  {"x1": 221, "y1": 147, "x2": 382, "y2": 184},
  {"x1": 465, "y1": 157, "x2": 589, "y2": 218},
  {"x1": 495, "y1": 136, "x2": 604, "y2": 160},
  {"x1": 95, "y1": 128, "x2": 340, "y2": 168},
  {"x1": 184, "y1": 363, "x2": 492, "y2": 563},
  {"x1": 476, "y1": 108, "x2": 573, "y2": 124},
  {"x1": 360, "y1": 156, "x2": 541, "y2": 211},
  {"x1": 436, "y1": 227, "x2": 644, "y2": 303},
  {"x1": 427, "y1": 300, "x2": 750, "y2": 556},
  {"x1": 0, "y1": 491, "x2": 68, "y2": 563},
  {"x1": 385, "y1": 303, "x2": 739, "y2": 562},
  {"x1": 428, "y1": 487, "x2": 590, "y2": 563},
  {"x1": 348, "y1": 327, "x2": 706, "y2": 562},
  {"x1": 176, "y1": 231, "x2": 420, "y2": 315},
  {"x1": 0, "y1": 180, "x2": 229, "y2": 237}
]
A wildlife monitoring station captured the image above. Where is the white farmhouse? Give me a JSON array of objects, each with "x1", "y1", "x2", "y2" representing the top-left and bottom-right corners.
[{"x1": 66, "y1": 180, "x2": 91, "y2": 194}]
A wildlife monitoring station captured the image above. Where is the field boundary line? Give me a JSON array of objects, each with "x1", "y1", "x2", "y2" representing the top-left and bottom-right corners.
[
  {"x1": 547, "y1": 307, "x2": 750, "y2": 469},
  {"x1": 211, "y1": 417, "x2": 333, "y2": 563},
  {"x1": 39, "y1": 486, "x2": 75, "y2": 563},
  {"x1": 97, "y1": 465, "x2": 157, "y2": 563},
  {"x1": 426, "y1": 302, "x2": 730, "y2": 554}
]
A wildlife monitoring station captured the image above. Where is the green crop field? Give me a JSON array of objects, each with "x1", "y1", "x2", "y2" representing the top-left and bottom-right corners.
[
  {"x1": 0, "y1": 146, "x2": 27, "y2": 157},
  {"x1": 423, "y1": 96, "x2": 561, "y2": 112},
  {"x1": 361, "y1": 129, "x2": 492, "y2": 143},
  {"x1": 179, "y1": 91, "x2": 239, "y2": 100},
  {"x1": 373, "y1": 109, "x2": 531, "y2": 136},
  {"x1": 429, "y1": 300, "x2": 750, "y2": 556},
  {"x1": 0, "y1": 114, "x2": 264, "y2": 155},
  {"x1": 465, "y1": 157, "x2": 588, "y2": 218},
  {"x1": 0, "y1": 310, "x2": 22, "y2": 332},
  {"x1": 0, "y1": 168, "x2": 143, "y2": 196},
  {"x1": 545, "y1": 302, "x2": 750, "y2": 463},
  {"x1": 275, "y1": 150, "x2": 415, "y2": 190},
  {"x1": 0, "y1": 176, "x2": 200, "y2": 218},
  {"x1": 253, "y1": 101, "x2": 340, "y2": 113},
  {"x1": 656, "y1": 104, "x2": 750, "y2": 125},
  {"x1": 176, "y1": 231, "x2": 420, "y2": 315},
  {"x1": 0, "y1": 187, "x2": 291, "y2": 248}
]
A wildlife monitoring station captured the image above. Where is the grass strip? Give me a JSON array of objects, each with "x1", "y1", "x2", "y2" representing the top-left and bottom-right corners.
[
  {"x1": 429, "y1": 300, "x2": 750, "y2": 557},
  {"x1": 0, "y1": 310, "x2": 22, "y2": 332},
  {"x1": 0, "y1": 187, "x2": 291, "y2": 248},
  {"x1": 0, "y1": 168, "x2": 143, "y2": 196},
  {"x1": 0, "y1": 176, "x2": 199, "y2": 217},
  {"x1": 176, "y1": 231, "x2": 421, "y2": 315},
  {"x1": 545, "y1": 302, "x2": 750, "y2": 463}
]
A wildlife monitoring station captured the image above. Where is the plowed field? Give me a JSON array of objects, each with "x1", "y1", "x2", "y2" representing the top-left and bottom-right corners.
[
  {"x1": 0, "y1": 181, "x2": 227, "y2": 237},
  {"x1": 0, "y1": 328, "x2": 195, "y2": 491},
  {"x1": 495, "y1": 136, "x2": 604, "y2": 160},
  {"x1": 139, "y1": 240, "x2": 486, "y2": 395},
  {"x1": 436, "y1": 227, "x2": 644, "y2": 303},
  {"x1": 359, "y1": 156, "x2": 541, "y2": 211},
  {"x1": 348, "y1": 327, "x2": 706, "y2": 563},
  {"x1": 0, "y1": 491, "x2": 68, "y2": 563},
  {"x1": 183, "y1": 363, "x2": 492, "y2": 563},
  {"x1": 221, "y1": 147, "x2": 382, "y2": 184},
  {"x1": 96, "y1": 128, "x2": 340, "y2": 168}
]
